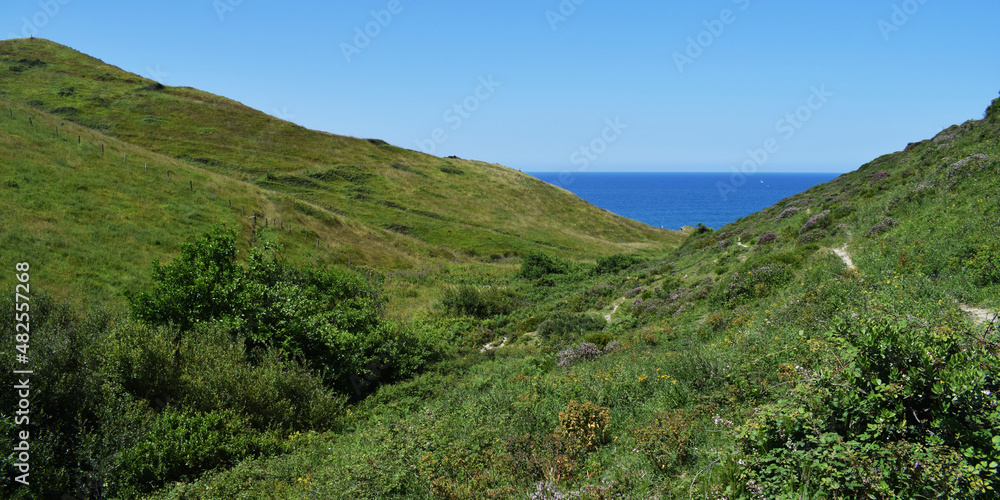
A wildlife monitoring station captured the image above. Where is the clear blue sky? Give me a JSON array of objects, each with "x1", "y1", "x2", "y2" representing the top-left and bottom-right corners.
[{"x1": 4, "y1": 0, "x2": 998, "y2": 173}]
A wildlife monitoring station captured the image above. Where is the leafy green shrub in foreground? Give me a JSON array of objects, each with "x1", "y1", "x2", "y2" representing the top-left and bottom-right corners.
[
  {"x1": 739, "y1": 317, "x2": 1000, "y2": 498},
  {"x1": 129, "y1": 225, "x2": 430, "y2": 395},
  {"x1": 107, "y1": 320, "x2": 347, "y2": 431},
  {"x1": 0, "y1": 293, "x2": 344, "y2": 499},
  {"x1": 117, "y1": 408, "x2": 283, "y2": 496}
]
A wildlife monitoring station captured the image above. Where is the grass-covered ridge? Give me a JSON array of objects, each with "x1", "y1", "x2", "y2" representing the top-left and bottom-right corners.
[{"x1": 0, "y1": 37, "x2": 676, "y2": 272}]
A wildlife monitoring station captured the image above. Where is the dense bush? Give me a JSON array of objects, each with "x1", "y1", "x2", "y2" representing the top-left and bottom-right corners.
[
  {"x1": 739, "y1": 318, "x2": 1000, "y2": 497},
  {"x1": 441, "y1": 284, "x2": 517, "y2": 318},
  {"x1": 756, "y1": 232, "x2": 778, "y2": 245},
  {"x1": 0, "y1": 292, "x2": 345, "y2": 499},
  {"x1": 116, "y1": 409, "x2": 282, "y2": 496},
  {"x1": 713, "y1": 261, "x2": 791, "y2": 306},
  {"x1": 0, "y1": 295, "x2": 132, "y2": 498},
  {"x1": 557, "y1": 400, "x2": 610, "y2": 452},
  {"x1": 519, "y1": 251, "x2": 569, "y2": 279},
  {"x1": 592, "y1": 253, "x2": 640, "y2": 274},
  {"x1": 129, "y1": 225, "x2": 429, "y2": 394},
  {"x1": 967, "y1": 241, "x2": 1000, "y2": 286},
  {"x1": 865, "y1": 217, "x2": 898, "y2": 237},
  {"x1": 107, "y1": 321, "x2": 347, "y2": 431},
  {"x1": 870, "y1": 171, "x2": 891, "y2": 184},
  {"x1": 633, "y1": 410, "x2": 696, "y2": 473},
  {"x1": 799, "y1": 210, "x2": 830, "y2": 234},
  {"x1": 556, "y1": 342, "x2": 604, "y2": 368}
]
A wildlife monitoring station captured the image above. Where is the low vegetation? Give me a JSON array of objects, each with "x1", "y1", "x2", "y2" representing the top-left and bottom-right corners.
[{"x1": 2, "y1": 37, "x2": 999, "y2": 499}]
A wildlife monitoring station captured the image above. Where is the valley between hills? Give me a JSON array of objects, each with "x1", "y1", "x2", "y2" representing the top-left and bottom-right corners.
[{"x1": 2, "y1": 38, "x2": 999, "y2": 499}]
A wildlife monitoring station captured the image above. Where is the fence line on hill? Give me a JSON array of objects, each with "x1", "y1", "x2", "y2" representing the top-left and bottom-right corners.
[{"x1": 4, "y1": 107, "x2": 335, "y2": 261}]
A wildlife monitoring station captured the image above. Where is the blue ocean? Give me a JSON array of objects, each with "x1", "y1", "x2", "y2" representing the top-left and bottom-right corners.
[{"x1": 529, "y1": 172, "x2": 841, "y2": 231}]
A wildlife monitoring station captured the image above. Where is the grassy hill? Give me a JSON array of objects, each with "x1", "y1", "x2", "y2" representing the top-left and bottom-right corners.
[
  {"x1": 2, "y1": 36, "x2": 999, "y2": 499},
  {"x1": 0, "y1": 38, "x2": 676, "y2": 293}
]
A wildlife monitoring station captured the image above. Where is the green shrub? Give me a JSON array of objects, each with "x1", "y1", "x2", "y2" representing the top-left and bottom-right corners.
[
  {"x1": 116, "y1": 408, "x2": 283, "y2": 496},
  {"x1": 128, "y1": 226, "x2": 430, "y2": 395},
  {"x1": 633, "y1": 410, "x2": 696, "y2": 473},
  {"x1": 0, "y1": 297, "x2": 150, "y2": 499},
  {"x1": 593, "y1": 253, "x2": 641, "y2": 274},
  {"x1": 128, "y1": 225, "x2": 243, "y2": 331},
  {"x1": 107, "y1": 321, "x2": 347, "y2": 431},
  {"x1": 712, "y1": 261, "x2": 791, "y2": 306},
  {"x1": 441, "y1": 285, "x2": 517, "y2": 319},
  {"x1": 738, "y1": 318, "x2": 1000, "y2": 497},
  {"x1": 583, "y1": 330, "x2": 615, "y2": 348},
  {"x1": 519, "y1": 251, "x2": 569, "y2": 279},
  {"x1": 967, "y1": 241, "x2": 1000, "y2": 286},
  {"x1": 986, "y1": 96, "x2": 1000, "y2": 122}
]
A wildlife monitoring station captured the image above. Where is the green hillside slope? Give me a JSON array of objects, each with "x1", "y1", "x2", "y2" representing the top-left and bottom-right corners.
[
  {"x1": 0, "y1": 97, "x2": 442, "y2": 303},
  {"x1": 0, "y1": 38, "x2": 676, "y2": 273}
]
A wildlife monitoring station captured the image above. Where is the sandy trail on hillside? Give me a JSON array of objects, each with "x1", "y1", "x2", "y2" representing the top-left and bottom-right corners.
[
  {"x1": 833, "y1": 245, "x2": 856, "y2": 269},
  {"x1": 834, "y1": 244, "x2": 994, "y2": 325},
  {"x1": 605, "y1": 296, "x2": 627, "y2": 322},
  {"x1": 960, "y1": 305, "x2": 996, "y2": 325}
]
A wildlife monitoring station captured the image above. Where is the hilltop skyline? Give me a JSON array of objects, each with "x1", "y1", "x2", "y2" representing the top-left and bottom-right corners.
[{"x1": 4, "y1": 0, "x2": 998, "y2": 172}]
